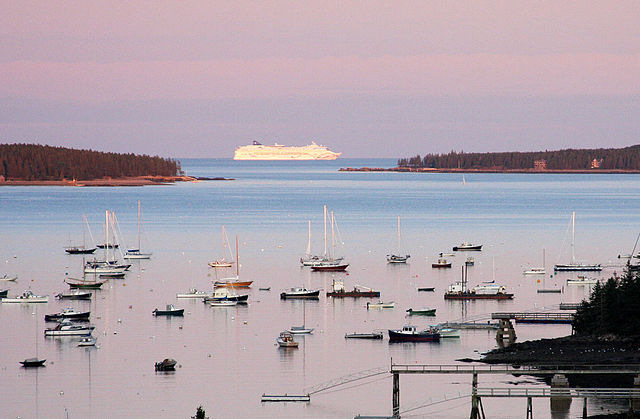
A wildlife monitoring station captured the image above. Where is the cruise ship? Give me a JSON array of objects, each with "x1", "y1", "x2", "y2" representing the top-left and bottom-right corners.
[{"x1": 233, "y1": 141, "x2": 341, "y2": 160}]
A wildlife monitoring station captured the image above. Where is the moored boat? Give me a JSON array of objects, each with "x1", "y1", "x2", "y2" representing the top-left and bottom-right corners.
[
  {"x1": 388, "y1": 325, "x2": 440, "y2": 342},
  {"x1": 444, "y1": 281, "x2": 514, "y2": 300},
  {"x1": 204, "y1": 287, "x2": 248, "y2": 303},
  {"x1": 55, "y1": 290, "x2": 92, "y2": 300},
  {"x1": 213, "y1": 278, "x2": 253, "y2": 288},
  {"x1": 155, "y1": 358, "x2": 177, "y2": 371},
  {"x1": 344, "y1": 332, "x2": 384, "y2": 340},
  {"x1": 20, "y1": 358, "x2": 46, "y2": 367},
  {"x1": 366, "y1": 301, "x2": 395, "y2": 309},
  {"x1": 276, "y1": 331, "x2": 299, "y2": 348},
  {"x1": 465, "y1": 257, "x2": 475, "y2": 266},
  {"x1": 152, "y1": 304, "x2": 184, "y2": 316},
  {"x1": 0, "y1": 274, "x2": 18, "y2": 282},
  {"x1": 2, "y1": 290, "x2": 49, "y2": 303},
  {"x1": 45, "y1": 321, "x2": 94, "y2": 336},
  {"x1": 567, "y1": 276, "x2": 599, "y2": 285},
  {"x1": 65, "y1": 277, "x2": 107, "y2": 289},
  {"x1": 311, "y1": 263, "x2": 349, "y2": 272},
  {"x1": 0, "y1": 289, "x2": 7, "y2": 298},
  {"x1": 432, "y1": 258, "x2": 452, "y2": 268},
  {"x1": 453, "y1": 242, "x2": 482, "y2": 251},
  {"x1": 280, "y1": 287, "x2": 320, "y2": 300},
  {"x1": 406, "y1": 307, "x2": 436, "y2": 316},
  {"x1": 45, "y1": 308, "x2": 90, "y2": 322},
  {"x1": 65, "y1": 246, "x2": 97, "y2": 254},
  {"x1": 77, "y1": 336, "x2": 97, "y2": 347},
  {"x1": 326, "y1": 280, "x2": 380, "y2": 298},
  {"x1": 176, "y1": 288, "x2": 209, "y2": 299},
  {"x1": 553, "y1": 212, "x2": 602, "y2": 272}
]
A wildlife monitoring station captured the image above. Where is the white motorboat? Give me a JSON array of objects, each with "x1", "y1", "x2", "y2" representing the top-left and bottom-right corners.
[
  {"x1": 176, "y1": 288, "x2": 209, "y2": 299},
  {"x1": 0, "y1": 274, "x2": 18, "y2": 282},
  {"x1": 2, "y1": 290, "x2": 49, "y2": 303},
  {"x1": 45, "y1": 321, "x2": 94, "y2": 336},
  {"x1": 277, "y1": 331, "x2": 298, "y2": 348}
]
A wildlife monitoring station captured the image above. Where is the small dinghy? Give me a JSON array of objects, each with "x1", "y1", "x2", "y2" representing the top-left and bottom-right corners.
[{"x1": 152, "y1": 304, "x2": 184, "y2": 316}]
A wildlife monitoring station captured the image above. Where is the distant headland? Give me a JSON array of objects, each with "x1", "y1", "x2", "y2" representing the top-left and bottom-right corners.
[
  {"x1": 341, "y1": 145, "x2": 640, "y2": 173},
  {"x1": 0, "y1": 143, "x2": 232, "y2": 186}
]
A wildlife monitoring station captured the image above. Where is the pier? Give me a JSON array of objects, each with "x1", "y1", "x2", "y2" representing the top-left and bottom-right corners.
[
  {"x1": 491, "y1": 312, "x2": 574, "y2": 324},
  {"x1": 389, "y1": 363, "x2": 640, "y2": 418}
]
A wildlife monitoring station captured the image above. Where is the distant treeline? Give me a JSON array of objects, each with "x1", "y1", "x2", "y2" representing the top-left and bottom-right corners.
[
  {"x1": 0, "y1": 143, "x2": 182, "y2": 180},
  {"x1": 398, "y1": 145, "x2": 640, "y2": 170},
  {"x1": 573, "y1": 267, "x2": 640, "y2": 336}
]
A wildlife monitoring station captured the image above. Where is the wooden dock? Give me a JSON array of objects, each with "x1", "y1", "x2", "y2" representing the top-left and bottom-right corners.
[{"x1": 491, "y1": 312, "x2": 573, "y2": 324}]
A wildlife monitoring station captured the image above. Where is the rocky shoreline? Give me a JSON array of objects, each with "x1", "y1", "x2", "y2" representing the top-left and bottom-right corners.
[
  {"x1": 340, "y1": 167, "x2": 640, "y2": 174},
  {"x1": 477, "y1": 335, "x2": 640, "y2": 387},
  {"x1": 0, "y1": 175, "x2": 234, "y2": 187}
]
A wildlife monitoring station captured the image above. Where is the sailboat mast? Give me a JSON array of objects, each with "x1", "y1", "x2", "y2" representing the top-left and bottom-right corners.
[
  {"x1": 571, "y1": 211, "x2": 575, "y2": 264},
  {"x1": 137, "y1": 200, "x2": 142, "y2": 250},
  {"x1": 323, "y1": 205, "x2": 328, "y2": 257},
  {"x1": 235, "y1": 235, "x2": 239, "y2": 278},
  {"x1": 331, "y1": 211, "x2": 335, "y2": 260},
  {"x1": 397, "y1": 216, "x2": 401, "y2": 253},
  {"x1": 306, "y1": 220, "x2": 311, "y2": 256}
]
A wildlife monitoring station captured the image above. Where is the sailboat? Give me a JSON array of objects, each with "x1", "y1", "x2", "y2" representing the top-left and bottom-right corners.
[
  {"x1": 386, "y1": 216, "x2": 410, "y2": 263},
  {"x1": 523, "y1": 249, "x2": 546, "y2": 275},
  {"x1": 213, "y1": 236, "x2": 253, "y2": 288},
  {"x1": 65, "y1": 214, "x2": 97, "y2": 254},
  {"x1": 553, "y1": 212, "x2": 602, "y2": 272},
  {"x1": 124, "y1": 201, "x2": 152, "y2": 259},
  {"x1": 85, "y1": 211, "x2": 130, "y2": 274},
  {"x1": 288, "y1": 300, "x2": 314, "y2": 334},
  {"x1": 21, "y1": 305, "x2": 45, "y2": 367},
  {"x1": 209, "y1": 226, "x2": 235, "y2": 268},
  {"x1": 310, "y1": 210, "x2": 349, "y2": 271},
  {"x1": 300, "y1": 206, "x2": 345, "y2": 267}
]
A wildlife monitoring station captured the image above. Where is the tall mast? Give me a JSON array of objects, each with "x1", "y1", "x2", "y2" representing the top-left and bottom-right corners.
[
  {"x1": 306, "y1": 220, "x2": 311, "y2": 256},
  {"x1": 331, "y1": 211, "x2": 335, "y2": 260},
  {"x1": 323, "y1": 205, "x2": 328, "y2": 257},
  {"x1": 235, "y1": 235, "x2": 240, "y2": 278},
  {"x1": 137, "y1": 200, "x2": 142, "y2": 250},
  {"x1": 571, "y1": 211, "x2": 575, "y2": 264},
  {"x1": 105, "y1": 210, "x2": 110, "y2": 262},
  {"x1": 397, "y1": 216, "x2": 401, "y2": 253}
]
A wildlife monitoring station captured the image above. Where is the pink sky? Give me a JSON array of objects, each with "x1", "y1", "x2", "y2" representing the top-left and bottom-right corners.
[{"x1": 1, "y1": 2, "x2": 639, "y2": 157}]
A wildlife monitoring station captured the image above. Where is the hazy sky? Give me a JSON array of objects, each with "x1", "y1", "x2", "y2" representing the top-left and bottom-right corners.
[{"x1": 1, "y1": 1, "x2": 639, "y2": 158}]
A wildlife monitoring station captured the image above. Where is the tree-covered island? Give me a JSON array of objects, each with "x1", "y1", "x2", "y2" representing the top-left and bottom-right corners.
[{"x1": 0, "y1": 143, "x2": 194, "y2": 186}]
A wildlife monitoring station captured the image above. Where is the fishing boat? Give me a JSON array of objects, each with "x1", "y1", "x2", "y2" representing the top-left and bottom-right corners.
[
  {"x1": 523, "y1": 249, "x2": 546, "y2": 275},
  {"x1": 366, "y1": 301, "x2": 395, "y2": 309},
  {"x1": 77, "y1": 337, "x2": 97, "y2": 347},
  {"x1": 0, "y1": 274, "x2": 17, "y2": 282},
  {"x1": 155, "y1": 358, "x2": 177, "y2": 371},
  {"x1": 280, "y1": 287, "x2": 320, "y2": 300},
  {"x1": 388, "y1": 325, "x2": 440, "y2": 342},
  {"x1": 20, "y1": 358, "x2": 46, "y2": 367},
  {"x1": 124, "y1": 201, "x2": 152, "y2": 259},
  {"x1": 326, "y1": 280, "x2": 380, "y2": 298},
  {"x1": 45, "y1": 308, "x2": 90, "y2": 322},
  {"x1": 453, "y1": 242, "x2": 482, "y2": 251},
  {"x1": 386, "y1": 216, "x2": 410, "y2": 263},
  {"x1": 432, "y1": 258, "x2": 452, "y2": 268},
  {"x1": 444, "y1": 266, "x2": 514, "y2": 300},
  {"x1": 344, "y1": 331, "x2": 384, "y2": 339},
  {"x1": 208, "y1": 226, "x2": 236, "y2": 268},
  {"x1": 212, "y1": 236, "x2": 254, "y2": 288},
  {"x1": 64, "y1": 214, "x2": 97, "y2": 254},
  {"x1": 176, "y1": 288, "x2": 209, "y2": 299},
  {"x1": 2, "y1": 290, "x2": 49, "y2": 303},
  {"x1": 553, "y1": 212, "x2": 602, "y2": 271},
  {"x1": 276, "y1": 331, "x2": 298, "y2": 348},
  {"x1": 45, "y1": 321, "x2": 95, "y2": 336},
  {"x1": 152, "y1": 304, "x2": 184, "y2": 316},
  {"x1": 204, "y1": 287, "x2": 248, "y2": 303},
  {"x1": 406, "y1": 307, "x2": 436, "y2": 316}
]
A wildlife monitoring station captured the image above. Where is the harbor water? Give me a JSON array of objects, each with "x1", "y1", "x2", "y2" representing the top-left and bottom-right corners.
[{"x1": 1, "y1": 158, "x2": 639, "y2": 418}]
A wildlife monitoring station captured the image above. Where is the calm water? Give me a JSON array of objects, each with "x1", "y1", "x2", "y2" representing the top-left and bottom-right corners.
[{"x1": 1, "y1": 158, "x2": 639, "y2": 418}]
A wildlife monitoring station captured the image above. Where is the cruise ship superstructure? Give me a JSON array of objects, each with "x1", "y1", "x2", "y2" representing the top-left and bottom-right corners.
[{"x1": 233, "y1": 141, "x2": 341, "y2": 160}]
